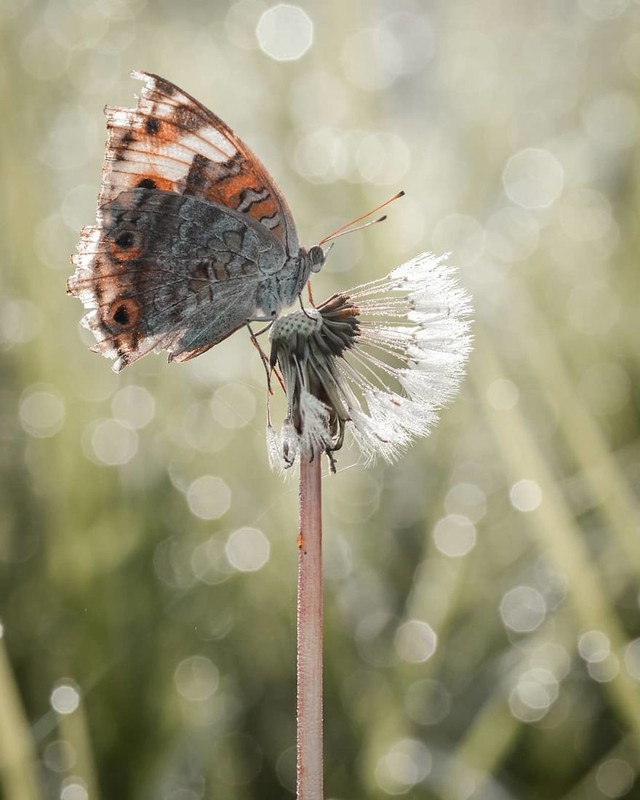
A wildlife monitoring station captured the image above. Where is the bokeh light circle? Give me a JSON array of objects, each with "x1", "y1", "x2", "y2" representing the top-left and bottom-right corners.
[
  {"x1": 19, "y1": 387, "x2": 65, "y2": 438},
  {"x1": 174, "y1": 655, "x2": 219, "y2": 702},
  {"x1": 50, "y1": 682, "x2": 80, "y2": 715},
  {"x1": 486, "y1": 378, "x2": 519, "y2": 411},
  {"x1": 187, "y1": 475, "x2": 231, "y2": 520},
  {"x1": 596, "y1": 758, "x2": 635, "y2": 797},
  {"x1": 61, "y1": 781, "x2": 88, "y2": 800},
  {"x1": 433, "y1": 514, "x2": 477, "y2": 557},
  {"x1": 111, "y1": 385, "x2": 156, "y2": 429},
  {"x1": 510, "y1": 479, "x2": 543, "y2": 512},
  {"x1": 509, "y1": 668, "x2": 558, "y2": 722},
  {"x1": 225, "y1": 527, "x2": 270, "y2": 572},
  {"x1": 500, "y1": 586, "x2": 546, "y2": 633},
  {"x1": 503, "y1": 148, "x2": 564, "y2": 209},
  {"x1": 395, "y1": 620, "x2": 437, "y2": 663},
  {"x1": 256, "y1": 4, "x2": 313, "y2": 61},
  {"x1": 85, "y1": 419, "x2": 138, "y2": 466},
  {"x1": 375, "y1": 738, "x2": 432, "y2": 795}
]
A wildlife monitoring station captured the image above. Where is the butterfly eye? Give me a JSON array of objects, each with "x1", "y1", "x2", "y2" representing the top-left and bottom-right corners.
[{"x1": 308, "y1": 245, "x2": 325, "y2": 274}]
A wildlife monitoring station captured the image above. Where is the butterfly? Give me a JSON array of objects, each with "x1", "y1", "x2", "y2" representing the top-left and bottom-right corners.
[{"x1": 67, "y1": 71, "x2": 326, "y2": 372}]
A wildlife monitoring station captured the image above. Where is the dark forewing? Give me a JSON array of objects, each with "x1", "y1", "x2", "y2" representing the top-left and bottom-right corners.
[
  {"x1": 67, "y1": 189, "x2": 281, "y2": 372},
  {"x1": 102, "y1": 71, "x2": 300, "y2": 254}
]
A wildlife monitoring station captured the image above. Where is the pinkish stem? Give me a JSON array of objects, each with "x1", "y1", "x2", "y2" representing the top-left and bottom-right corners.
[{"x1": 296, "y1": 452, "x2": 324, "y2": 800}]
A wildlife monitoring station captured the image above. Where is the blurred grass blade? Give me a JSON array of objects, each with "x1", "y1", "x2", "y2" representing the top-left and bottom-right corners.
[
  {"x1": 474, "y1": 329, "x2": 640, "y2": 740},
  {"x1": 511, "y1": 284, "x2": 640, "y2": 568},
  {"x1": 440, "y1": 694, "x2": 519, "y2": 800},
  {"x1": 559, "y1": 735, "x2": 639, "y2": 800},
  {"x1": 57, "y1": 700, "x2": 101, "y2": 800},
  {"x1": 0, "y1": 633, "x2": 42, "y2": 800}
]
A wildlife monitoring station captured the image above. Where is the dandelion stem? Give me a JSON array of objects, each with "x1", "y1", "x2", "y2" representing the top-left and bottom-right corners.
[{"x1": 296, "y1": 452, "x2": 324, "y2": 799}]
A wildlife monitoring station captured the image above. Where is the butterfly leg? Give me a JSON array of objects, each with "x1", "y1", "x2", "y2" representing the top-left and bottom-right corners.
[
  {"x1": 296, "y1": 283, "x2": 317, "y2": 320},
  {"x1": 306, "y1": 281, "x2": 316, "y2": 308},
  {"x1": 245, "y1": 321, "x2": 286, "y2": 394},
  {"x1": 246, "y1": 321, "x2": 272, "y2": 391}
]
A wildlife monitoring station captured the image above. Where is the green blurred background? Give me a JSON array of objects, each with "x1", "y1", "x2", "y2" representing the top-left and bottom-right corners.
[{"x1": 2, "y1": 0, "x2": 640, "y2": 798}]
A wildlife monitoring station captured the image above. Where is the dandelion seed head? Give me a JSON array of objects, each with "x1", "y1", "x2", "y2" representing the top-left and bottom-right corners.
[
  {"x1": 267, "y1": 252, "x2": 472, "y2": 471},
  {"x1": 270, "y1": 308, "x2": 323, "y2": 339}
]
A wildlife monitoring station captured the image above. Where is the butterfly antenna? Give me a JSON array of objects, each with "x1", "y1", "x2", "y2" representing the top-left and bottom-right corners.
[
  {"x1": 318, "y1": 190, "x2": 405, "y2": 246},
  {"x1": 319, "y1": 215, "x2": 387, "y2": 245}
]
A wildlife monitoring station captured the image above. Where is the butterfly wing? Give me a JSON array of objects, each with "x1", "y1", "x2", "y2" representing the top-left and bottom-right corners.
[
  {"x1": 102, "y1": 71, "x2": 300, "y2": 254},
  {"x1": 68, "y1": 188, "x2": 286, "y2": 372}
]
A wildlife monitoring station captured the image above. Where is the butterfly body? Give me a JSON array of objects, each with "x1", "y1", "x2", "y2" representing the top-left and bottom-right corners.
[{"x1": 68, "y1": 72, "x2": 325, "y2": 371}]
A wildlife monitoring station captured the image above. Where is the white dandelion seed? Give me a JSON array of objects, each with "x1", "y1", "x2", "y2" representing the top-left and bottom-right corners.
[{"x1": 267, "y1": 252, "x2": 472, "y2": 471}]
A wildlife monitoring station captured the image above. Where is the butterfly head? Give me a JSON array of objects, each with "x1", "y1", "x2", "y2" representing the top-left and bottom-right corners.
[{"x1": 295, "y1": 244, "x2": 325, "y2": 296}]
